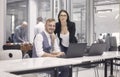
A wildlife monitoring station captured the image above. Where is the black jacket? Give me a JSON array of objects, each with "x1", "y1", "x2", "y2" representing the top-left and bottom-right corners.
[{"x1": 54, "y1": 21, "x2": 77, "y2": 45}]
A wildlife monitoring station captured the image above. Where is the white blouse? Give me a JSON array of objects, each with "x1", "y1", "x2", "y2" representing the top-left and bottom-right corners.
[{"x1": 60, "y1": 32, "x2": 69, "y2": 47}]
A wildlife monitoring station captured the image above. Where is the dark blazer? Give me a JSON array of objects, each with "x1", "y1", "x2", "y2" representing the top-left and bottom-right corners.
[{"x1": 54, "y1": 21, "x2": 77, "y2": 46}]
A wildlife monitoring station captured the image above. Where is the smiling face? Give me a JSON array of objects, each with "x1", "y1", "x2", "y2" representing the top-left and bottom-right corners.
[
  {"x1": 59, "y1": 11, "x2": 67, "y2": 23},
  {"x1": 45, "y1": 19, "x2": 56, "y2": 34},
  {"x1": 58, "y1": 10, "x2": 70, "y2": 23}
]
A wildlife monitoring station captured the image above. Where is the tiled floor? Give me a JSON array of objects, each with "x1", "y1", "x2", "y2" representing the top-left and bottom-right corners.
[
  {"x1": 21, "y1": 65, "x2": 120, "y2": 77},
  {"x1": 73, "y1": 65, "x2": 120, "y2": 77}
]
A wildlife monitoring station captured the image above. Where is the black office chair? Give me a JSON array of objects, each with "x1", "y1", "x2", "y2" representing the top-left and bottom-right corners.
[
  {"x1": 108, "y1": 37, "x2": 120, "y2": 77},
  {"x1": 109, "y1": 36, "x2": 117, "y2": 51},
  {"x1": 118, "y1": 46, "x2": 120, "y2": 51}
]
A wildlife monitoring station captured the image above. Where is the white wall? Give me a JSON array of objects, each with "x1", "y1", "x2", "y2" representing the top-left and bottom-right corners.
[
  {"x1": 28, "y1": 0, "x2": 37, "y2": 43},
  {"x1": 0, "y1": 0, "x2": 6, "y2": 50}
]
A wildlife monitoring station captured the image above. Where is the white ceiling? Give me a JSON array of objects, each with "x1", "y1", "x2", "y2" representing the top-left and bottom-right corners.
[
  {"x1": 7, "y1": 0, "x2": 120, "y2": 4},
  {"x1": 7, "y1": 0, "x2": 120, "y2": 7},
  {"x1": 7, "y1": 0, "x2": 24, "y2": 3},
  {"x1": 94, "y1": 0, "x2": 120, "y2": 4}
]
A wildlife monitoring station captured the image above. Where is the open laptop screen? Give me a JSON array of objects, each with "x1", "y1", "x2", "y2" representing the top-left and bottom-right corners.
[
  {"x1": 65, "y1": 43, "x2": 87, "y2": 58},
  {"x1": 87, "y1": 43, "x2": 107, "y2": 56}
]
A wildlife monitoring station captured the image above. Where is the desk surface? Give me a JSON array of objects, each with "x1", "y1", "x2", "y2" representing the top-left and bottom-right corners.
[
  {"x1": 0, "y1": 57, "x2": 79, "y2": 72},
  {"x1": 0, "y1": 51, "x2": 120, "y2": 77},
  {"x1": 67, "y1": 51, "x2": 120, "y2": 62},
  {"x1": 0, "y1": 71, "x2": 21, "y2": 77}
]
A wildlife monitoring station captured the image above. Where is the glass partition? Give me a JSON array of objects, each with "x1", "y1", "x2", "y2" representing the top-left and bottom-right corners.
[
  {"x1": 6, "y1": 0, "x2": 28, "y2": 43},
  {"x1": 37, "y1": 0, "x2": 52, "y2": 22}
]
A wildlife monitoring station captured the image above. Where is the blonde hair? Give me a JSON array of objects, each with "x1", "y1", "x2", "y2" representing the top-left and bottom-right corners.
[{"x1": 45, "y1": 18, "x2": 55, "y2": 25}]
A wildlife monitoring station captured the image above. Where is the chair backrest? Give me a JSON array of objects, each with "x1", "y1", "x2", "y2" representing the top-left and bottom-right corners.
[
  {"x1": 109, "y1": 36, "x2": 117, "y2": 51},
  {"x1": 0, "y1": 50, "x2": 22, "y2": 60}
]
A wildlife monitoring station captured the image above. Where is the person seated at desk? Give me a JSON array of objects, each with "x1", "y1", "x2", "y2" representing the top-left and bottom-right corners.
[
  {"x1": 13, "y1": 21, "x2": 28, "y2": 43},
  {"x1": 32, "y1": 18, "x2": 69, "y2": 77},
  {"x1": 13, "y1": 21, "x2": 32, "y2": 58}
]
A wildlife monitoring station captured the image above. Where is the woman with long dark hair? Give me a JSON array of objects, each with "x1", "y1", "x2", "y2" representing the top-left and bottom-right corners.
[{"x1": 55, "y1": 9, "x2": 77, "y2": 54}]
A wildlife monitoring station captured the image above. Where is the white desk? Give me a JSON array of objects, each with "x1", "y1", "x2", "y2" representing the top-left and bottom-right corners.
[
  {"x1": 0, "y1": 57, "x2": 78, "y2": 72},
  {"x1": 0, "y1": 71, "x2": 21, "y2": 77},
  {"x1": 67, "y1": 51, "x2": 120, "y2": 77},
  {"x1": 0, "y1": 57, "x2": 80, "y2": 77},
  {"x1": 68, "y1": 51, "x2": 120, "y2": 62},
  {"x1": 0, "y1": 51, "x2": 120, "y2": 77}
]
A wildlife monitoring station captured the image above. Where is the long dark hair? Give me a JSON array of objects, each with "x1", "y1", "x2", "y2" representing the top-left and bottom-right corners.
[{"x1": 58, "y1": 9, "x2": 70, "y2": 22}]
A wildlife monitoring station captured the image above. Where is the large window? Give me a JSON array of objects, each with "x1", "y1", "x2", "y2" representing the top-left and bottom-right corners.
[
  {"x1": 6, "y1": 0, "x2": 67, "y2": 43},
  {"x1": 6, "y1": 0, "x2": 28, "y2": 42},
  {"x1": 37, "y1": 0, "x2": 52, "y2": 22},
  {"x1": 70, "y1": 0, "x2": 87, "y2": 43},
  {"x1": 94, "y1": 0, "x2": 120, "y2": 44}
]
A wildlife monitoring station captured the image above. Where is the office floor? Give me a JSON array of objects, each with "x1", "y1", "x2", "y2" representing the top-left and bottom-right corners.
[
  {"x1": 21, "y1": 65, "x2": 120, "y2": 77},
  {"x1": 73, "y1": 65, "x2": 120, "y2": 77}
]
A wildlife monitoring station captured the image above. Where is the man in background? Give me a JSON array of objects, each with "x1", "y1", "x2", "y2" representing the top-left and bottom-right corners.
[
  {"x1": 34, "y1": 17, "x2": 45, "y2": 36},
  {"x1": 13, "y1": 21, "x2": 28, "y2": 43}
]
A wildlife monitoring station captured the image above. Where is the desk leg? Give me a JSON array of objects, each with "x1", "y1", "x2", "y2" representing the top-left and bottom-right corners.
[
  {"x1": 109, "y1": 59, "x2": 114, "y2": 77},
  {"x1": 69, "y1": 65, "x2": 73, "y2": 77},
  {"x1": 105, "y1": 60, "x2": 108, "y2": 77},
  {"x1": 54, "y1": 68, "x2": 59, "y2": 77},
  {"x1": 54, "y1": 66, "x2": 72, "y2": 77}
]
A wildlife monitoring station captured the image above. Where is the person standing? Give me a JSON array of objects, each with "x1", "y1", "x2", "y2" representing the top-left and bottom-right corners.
[
  {"x1": 13, "y1": 21, "x2": 28, "y2": 43},
  {"x1": 97, "y1": 33, "x2": 105, "y2": 43},
  {"x1": 105, "y1": 33, "x2": 111, "y2": 51},
  {"x1": 34, "y1": 17, "x2": 45, "y2": 36},
  {"x1": 54, "y1": 9, "x2": 77, "y2": 54}
]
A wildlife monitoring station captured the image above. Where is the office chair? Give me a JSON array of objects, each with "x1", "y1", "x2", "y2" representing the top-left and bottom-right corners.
[
  {"x1": 0, "y1": 49, "x2": 22, "y2": 60},
  {"x1": 109, "y1": 36, "x2": 117, "y2": 51}
]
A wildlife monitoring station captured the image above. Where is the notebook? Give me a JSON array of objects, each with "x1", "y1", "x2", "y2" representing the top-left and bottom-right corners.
[
  {"x1": 87, "y1": 43, "x2": 107, "y2": 56},
  {"x1": 64, "y1": 43, "x2": 87, "y2": 58}
]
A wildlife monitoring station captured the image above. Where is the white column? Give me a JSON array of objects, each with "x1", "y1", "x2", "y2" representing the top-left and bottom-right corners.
[
  {"x1": 0, "y1": 0, "x2": 6, "y2": 50},
  {"x1": 86, "y1": 0, "x2": 94, "y2": 45},
  {"x1": 67, "y1": 0, "x2": 71, "y2": 18},
  {"x1": 28, "y1": 0, "x2": 37, "y2": 43},
  {"x1": 119, "y1": 4, "x2": 120, "y2": 45}
]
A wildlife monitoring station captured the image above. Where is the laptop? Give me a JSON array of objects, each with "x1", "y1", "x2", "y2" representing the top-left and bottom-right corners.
[
  {"x1": 87, "y1": 43, "x2": 107, "y2": 56},
  {"x1": 64, "y1": 43, "x2": 87, "y2": 58}
]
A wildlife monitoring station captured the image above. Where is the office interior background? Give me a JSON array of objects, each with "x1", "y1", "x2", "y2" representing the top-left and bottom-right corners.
[{"x1": 0, "y1": 0, "x2": 120, "y2": 50}]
